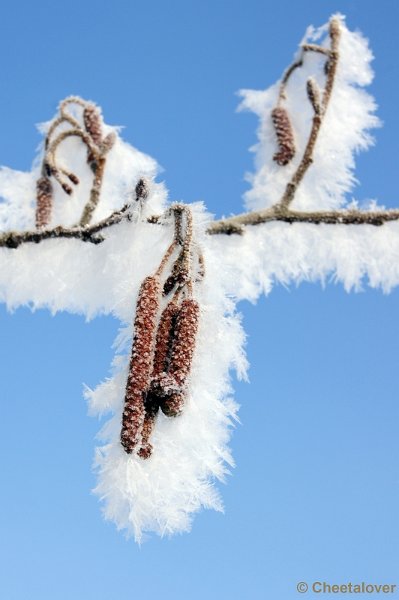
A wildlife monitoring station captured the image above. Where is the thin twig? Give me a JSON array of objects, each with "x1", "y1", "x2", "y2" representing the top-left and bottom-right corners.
[
  {"x1": 278, "y1": 17, "x2": 340, "y2": 209},
  {"x1": 207, "y1": 206, "x2": 399, "y2": 234},
  {"x1": 3, "y1": 202, "x2": 399, "y2": 249}
]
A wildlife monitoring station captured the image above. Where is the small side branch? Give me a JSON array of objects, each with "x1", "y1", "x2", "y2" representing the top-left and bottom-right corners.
[{"x1": 277, "y1": 17, "x2": 340, "y2": 210}]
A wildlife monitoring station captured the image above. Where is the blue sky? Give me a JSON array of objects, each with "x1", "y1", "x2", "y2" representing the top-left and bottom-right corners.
[{"x1": 0, "y1": 1, "x2": 398, "y2": 599}]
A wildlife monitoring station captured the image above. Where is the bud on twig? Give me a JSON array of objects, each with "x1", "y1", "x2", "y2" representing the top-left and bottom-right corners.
[
  {"x1": 271, "y1": 107, "x2": 296, "y2": 166},
  {"x1": 306, "y1": 78, "x2": 321, "y2": 114},
  {"x1": 100, "y1": 132, "x2": 116, "y2": 155},
  {"x1": 135, "y1": 178, "x2": 149, "y2": 202},
  {"x1": 67, "y1": 173, "x2": 80, "y2": 185}
]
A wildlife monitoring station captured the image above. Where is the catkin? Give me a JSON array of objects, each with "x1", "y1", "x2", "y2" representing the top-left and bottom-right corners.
[
  {"x1": 35, "y1": 176, "x2": 53, "y2": 228},
  {"x1": 161, "y1": 298, "x2": 199, "y2": 417},
  {"x1": 120, "y1": 276, "x2": 161, "y2": 454},
  {"x1": 271, "y1": 107, "x2": 296, "y2": 166},
  {"x1": 137, "y1": 397, "x2": 159, "y2": 459},
  {"x1": 169, "y1": 299, "x2": 199, "y2": 386},
  {"x1": 83, "y1": 105, "x2": 103, "y2": 146},
  {"x1": 152, "y1": 301, "x2": 179, "y2": 376},
  {"x1": 137, "y1": 301, "x2": 179, "y2": 457},
  {"x1": 161, "y1": 392, "x2": 185, "y2": 418}
]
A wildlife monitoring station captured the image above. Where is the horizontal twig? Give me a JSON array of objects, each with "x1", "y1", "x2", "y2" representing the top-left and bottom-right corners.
[
  {"x1": 0, "y1": 204, "x2": 132, "y2": 248},
  {"x1": 207, "y1": 206, "x2": 399, "y2": 234},
  {"x1": 1, "y1": 204, "x2": 399, "y2": 248}
]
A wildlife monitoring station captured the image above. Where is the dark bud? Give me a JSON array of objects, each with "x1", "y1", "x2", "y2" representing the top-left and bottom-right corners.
[
  {"x1": 135, "y1": 178, "x2": 149, "y2": 201},
  {"x1": 67, "y1": 173, "x2": 80, "y2": 185}
]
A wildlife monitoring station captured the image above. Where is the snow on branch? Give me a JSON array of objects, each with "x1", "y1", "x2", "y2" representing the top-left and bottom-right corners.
[
  {"x1": 0, "y1": 16, "x2": 398, "y2": 249},
  {"x1": 1, "y1": 14, "x2": 398, "y2": 542}
]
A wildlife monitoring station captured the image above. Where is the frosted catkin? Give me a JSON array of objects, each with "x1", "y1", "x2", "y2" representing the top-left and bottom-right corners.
[
  {"x1": 83, "y1": 105, "x2": 103, "y2": 146},
  {"x1": 120, "y1": 275, "x2": 161, "y2": 454},
  {"x1": 138, "y1": 300, "x2": 179, "y2": 458},
  {"x1": 152, "y1": 300, "x2": 179, "y2": 376},
  {"x1": 161, "y1": 298, "x2": 199, "y2": 417},
  {"x1": 35, "y1": 177, "x2": 53, "y2": 228},
  {"x1": 271, "y1": 107, "x2": 296, "y2": 166}
]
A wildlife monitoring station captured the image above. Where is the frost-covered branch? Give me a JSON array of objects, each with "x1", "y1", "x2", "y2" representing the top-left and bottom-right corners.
[
  {"x1": 1, "y1": 14, "x2": 398, "y2": 543},
  {"x1": 207, "y1": 206, "x2": 399, "y2": 234},
  {"x1": 276, "y1": 17, "x2": 340, "y2": 209},
  {"x1": 1, "y1": 17, "x2": 397, "y2": 249},
  {"x1": 2, "y1": 201, "x2": 399, "y2": 248}
]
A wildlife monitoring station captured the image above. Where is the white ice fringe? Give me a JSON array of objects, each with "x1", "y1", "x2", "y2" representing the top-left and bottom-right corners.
[
  {"x1": 0, "y1": 15, "x2": 398, "y2": 541},
  {"x1": 239, "y1": 14, "x2": 380, "y2": 212}
]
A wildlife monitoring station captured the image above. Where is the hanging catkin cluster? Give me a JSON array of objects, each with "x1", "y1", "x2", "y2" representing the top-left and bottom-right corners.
[
  {"x1": 271, "y1": 106, "x2": 296, "y2": 166},
  {"x1": 120, "y1": 206, "x2": 203, "y2": 459}
]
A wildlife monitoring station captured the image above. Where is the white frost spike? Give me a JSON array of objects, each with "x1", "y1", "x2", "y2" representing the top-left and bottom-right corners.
[{"x1": 239, "y1": 13, "x2": 380, "y2": 212}]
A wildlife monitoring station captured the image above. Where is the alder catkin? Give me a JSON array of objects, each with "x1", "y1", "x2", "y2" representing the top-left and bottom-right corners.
[
  {"x1": 83, "y1": 104, "x2": 103, "y2": 146},
  {"x1": 35, "y1": 176, "x2": 53, "y2": 228},
  {"x1": 271, "y1": 107, "x2": 296, "y2": 166},
  {"x1": 137, "y1": 398, "x2": 159, "y2": 460},
  {"x1": 120, "y1": 276, "x2": 161, "y2": 454},
  {"x1": 137, "y1": 301, "x2": 179, "y2": 457},
  {"x1": 161, "y1": 298, "x2": 199, "y2": 417},
  {"x1": 152, "y1": 301, "x2": 179, "y2": 375},
  {"x1": 161, "y1": 392, "x2": 185, "y2": 418},
  {"x1": 169, "y1": 299, "x2": 199, "y2": 386}
]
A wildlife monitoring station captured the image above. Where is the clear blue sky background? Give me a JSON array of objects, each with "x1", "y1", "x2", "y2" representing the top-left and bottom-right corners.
[{"x1": 0, "y1": 1, "x2": 398, "y2": 599}]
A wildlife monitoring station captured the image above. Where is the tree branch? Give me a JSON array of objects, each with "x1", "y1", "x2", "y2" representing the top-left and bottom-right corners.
[
  {"x1": 1, "y1": 18, "x2": 398, "y2": 248},
  {"x1": 277, "y1": 17, "x2": 340, "y2": 210},
  {"x1": 2, "y1": 202, "x2": 399, "y2": 249}
]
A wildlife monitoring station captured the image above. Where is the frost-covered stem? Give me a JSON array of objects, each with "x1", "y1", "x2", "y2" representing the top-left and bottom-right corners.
[
  {"x1": 3, "y1": 203, "x2": 399, "y2": 248},
  {"x1": 37, "y1": 96, "x2": 115, "y2": 229},
  {"x1": 207, "y1": 206, "x2": 399, "y2": 234},
  {"x1": 278, "y1": 17, "x2": 340, "y2": 210},
  {"x1": 0, "y1": 203, "x2": 132, "y2": 248},
  {"x1": 78, "y1": 156, "x2": 106, "y2": 226}
]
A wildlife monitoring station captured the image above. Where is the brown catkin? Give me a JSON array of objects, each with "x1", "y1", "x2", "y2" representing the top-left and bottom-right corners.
[
  {"x1": 152, "y1": 301, "x2": 179, "y2": 376},
  {"x1": 137, "y1": 399, "x2": 159, "y2": 459},
  {"x1": 137, "y1": 301, "x2": 179, "y2": 456},
  {"x1": 142, "y1": 299, "x2": 199, "y2": 419},
  {"x1": 120, "y1": 276, "x2": 161, "y2": 454},
  {"x1": 83, "y1": 105, "x2": 103, "y2": 146},
  {"x1": 35, "y1": 176, "x2": 53, "y2": 228},
  {"x1": 161, "y1": 392, "x2": 185, "y2": 418},
  {"x1": 271, "y1": 107, "x2": 296, "y2": 166},
  {"x1": 160, "y1": 298, "x2": 199, "y2": 417}
]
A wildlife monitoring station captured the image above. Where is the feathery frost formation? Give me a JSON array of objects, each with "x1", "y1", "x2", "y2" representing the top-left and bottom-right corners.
[
  {"x1": 0, "y1": 16, "x2": 398, "y2": 541},
  {"x1": 239, "y1": 14, "x2": 380, "y2": 212}
]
